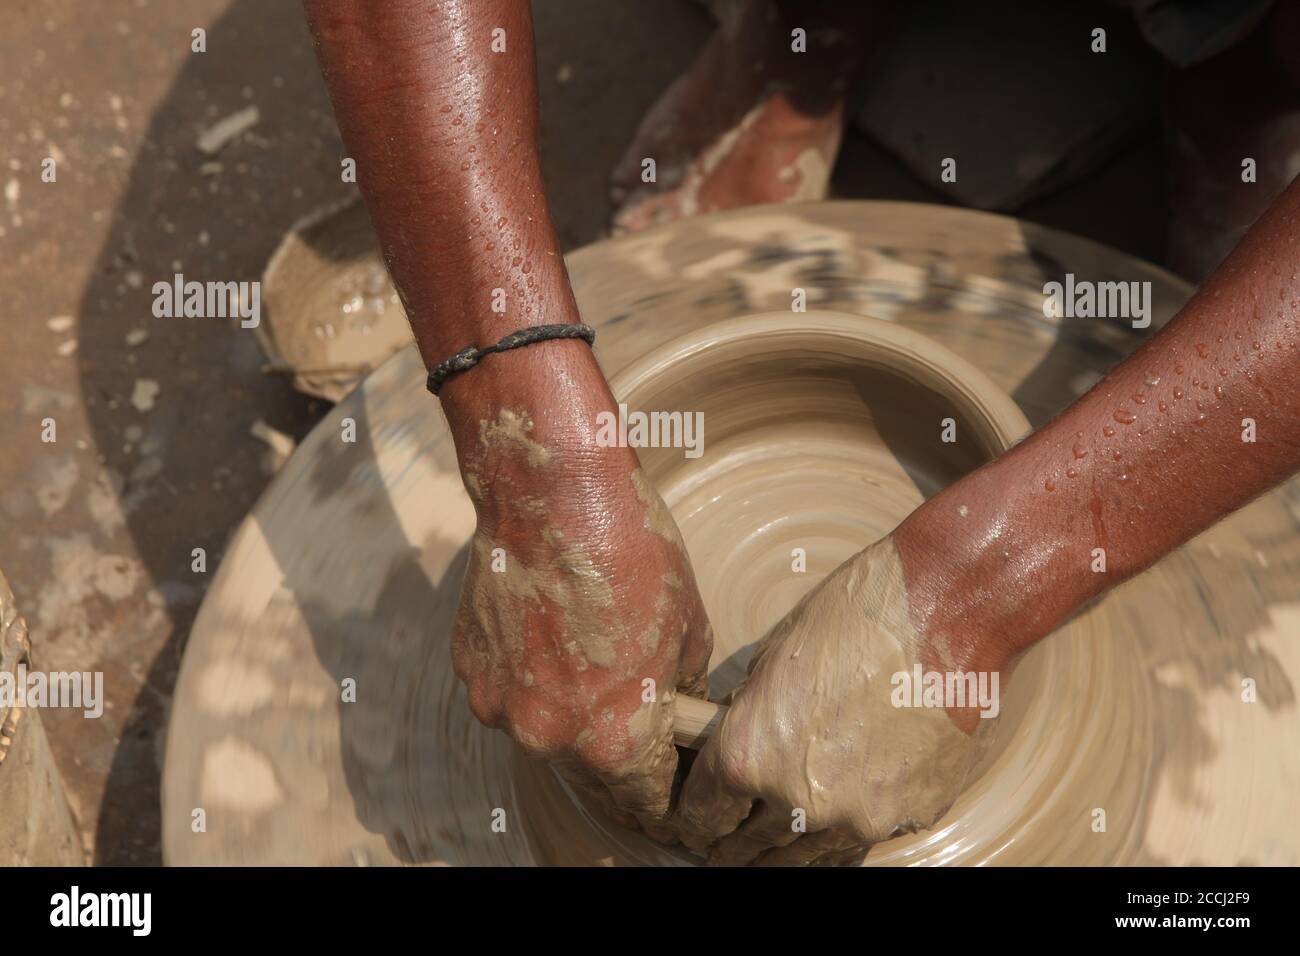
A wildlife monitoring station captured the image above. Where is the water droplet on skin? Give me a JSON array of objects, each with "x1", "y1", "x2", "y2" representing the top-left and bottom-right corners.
[
  {"x1": 1173, "y1": 387, "x2": 1184, "y2": 400},
  {"x1": 1103, "y1": 426, "x2": 1115, "y2": 437},
  {"x1": 1114, "y1": 409, "x2": 1137, "y2": 424},
  {"x1": 1133, "y1": 393, "x2": 1147, "y2": 405},
  {"x1": 1195, "y1": 414, "x2": 1207, "y2": 425},
  {"x1": 1252, "y1": 341, "x2": 1261, "y2": 350},
  {"x1": 1118, "y1": 473, "x2": 1130, "y2": 484},
  {"x1": 1044, "y1": 479, "x2": 1056, "y2": 492},
  {"x1": 1195, "y1": 343, "x2": 1209, "y2": 358},
  {"x1": 521, "y1": 262, "x2": 532, "y2": 274},
  {"x1": 1112, "y1": 449, "x2": 1123, "y2": 459},
  {"x1": 1158, "y1": 402, "x2": 1167, "y2": 412},
  {"x1": 1175, "y1": 364, "x2": 1185, "y2": 374},
  {"x1": 1234, "y1": 330, "x2": 1243, "y2": 340},
  {"x1": 1066, "y1": 468, "x2": 1078, "y2": 479},
  {"x1": 1219, "y1": 368, "x2": 1228, "y2": 376},
  {"x1": 1073, "y1": 442, "x2": 1088, "y2": 459},
  {"x1": 1214, "y1": 385, "x2": 1225, "y2": 399},
  {"x1": 1144, "y1": 374, "x2": 1160, "y2": 387},
  {"x1": 439, "y1": 105, "x2": 452, "y2": 113}
]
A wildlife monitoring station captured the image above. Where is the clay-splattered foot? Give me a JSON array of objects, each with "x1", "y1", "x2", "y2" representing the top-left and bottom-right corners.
[
  {"x1": 609, "y1": 0, "x2": 884, "y2": 233},
  {"x1": 612, "y1": 94, "x2": 844, "y2": 234}
]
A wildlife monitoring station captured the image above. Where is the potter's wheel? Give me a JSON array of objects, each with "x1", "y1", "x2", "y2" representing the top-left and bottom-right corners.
[{"x1": 163, "y1": 201, "x2": 1300, "y2": 865}]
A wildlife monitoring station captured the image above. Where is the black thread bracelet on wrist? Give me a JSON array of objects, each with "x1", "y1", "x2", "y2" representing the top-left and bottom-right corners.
[{"x1": 425, "y1": 323, "x2": 597, "y2": 396}]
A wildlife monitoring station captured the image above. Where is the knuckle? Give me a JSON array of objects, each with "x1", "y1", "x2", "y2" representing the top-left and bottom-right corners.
[
  {"x1": 715, "y1": 741, "x2": 753, "y2": 793},
  {"x1": 462, "y1": 678, "x2": 502, "y2": 729},
  {"x1": 450, "y1": 618, "x2": 493, "y2": 680},
  {"x1": 499, "y1": 700, "x2": 568, "y2": 759}
]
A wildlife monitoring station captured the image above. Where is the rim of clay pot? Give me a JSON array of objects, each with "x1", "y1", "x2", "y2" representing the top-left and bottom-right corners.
[
  {"x1": 599, "y1": 310, "x2": 1090, "y2": 865},
  {"x1": 607, "y1": 310, "x2": 1032, "y2": 455}
]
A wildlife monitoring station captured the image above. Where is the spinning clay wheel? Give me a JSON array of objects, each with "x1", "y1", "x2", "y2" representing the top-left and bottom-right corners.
[{"x1": 163, "y1": 201, "x2": 1300, "y2": 866}]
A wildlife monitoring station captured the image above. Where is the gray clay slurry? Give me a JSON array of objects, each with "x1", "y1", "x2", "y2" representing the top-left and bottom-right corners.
[{"x1": 163, "y1": 201, "x2": 1300, "y2": 866}]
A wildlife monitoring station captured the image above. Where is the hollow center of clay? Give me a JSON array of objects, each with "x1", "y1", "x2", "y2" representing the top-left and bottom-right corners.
[{"x1": 634, "y1": 341, "x2": 997, "y2": 697}]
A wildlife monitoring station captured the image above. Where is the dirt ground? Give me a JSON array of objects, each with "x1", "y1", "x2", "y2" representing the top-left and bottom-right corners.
[{"x1": 0, "y1": 0, "x2": 1168, "y2": 864}]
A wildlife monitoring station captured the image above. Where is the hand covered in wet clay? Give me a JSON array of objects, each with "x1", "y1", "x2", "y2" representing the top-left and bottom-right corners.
[
  {"x1": 676, "y1": 535, "x2": 998, "y2": 865},
  {"x1": 446, "y1": 357, "x2": 713, "y2": 837},
  {"x1": 304, "y1": 0, "x2": 716, "y2": 840}
]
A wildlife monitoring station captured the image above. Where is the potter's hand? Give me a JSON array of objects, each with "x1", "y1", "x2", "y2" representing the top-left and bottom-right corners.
[
  {"x1": 676, "y1": 536, "x2": 996, "y2": 865},
  {"x1": 303, "y1": 0, "x2": 714, "y2": 835},
  {"x1": 446, "y1": 349, "x2": 713, "y2": 837},
  {"x1": 453, "y1": 459, "x2": 712, "y2": 835}
]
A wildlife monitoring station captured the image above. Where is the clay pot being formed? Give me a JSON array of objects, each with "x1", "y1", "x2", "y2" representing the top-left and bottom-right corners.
[
  {"x1": 167, "y1": 308, "x2": 1141, "y2": 866},
  {"x1": 167, "y1": 201, "x2": 1300, "y2": 865},
  {"x1": 519, "y1": 310, "x2": 1072, "y2": 866}
]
